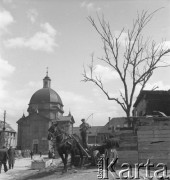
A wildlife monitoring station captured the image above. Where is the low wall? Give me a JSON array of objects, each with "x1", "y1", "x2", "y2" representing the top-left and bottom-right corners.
[
  {"x1": 137, "y1": 117, "x2": 170, "y2": 167},
  {"x1": 117, "y1": 128, "x2": 138, "y2": 165}
]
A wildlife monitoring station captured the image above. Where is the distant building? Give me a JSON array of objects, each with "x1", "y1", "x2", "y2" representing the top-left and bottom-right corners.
[
  {"x1": 133, "y1": 90, "x2": 170, "y2": 116},
  {"x1": 97, "y1": 117, "x2": 130, "y2": 143},
  {"x1": 73, "y1": 126, "x2": 102, "y2": 144},
  {"x1": 17, "y1": 72, "x2": 74, "y2": 153},
  {"x1": 73, "y1": 117, "x2": 132, "y2": 145},
  {"x1": 0, "y1": 120, "x2": 16, "y2": 148}
]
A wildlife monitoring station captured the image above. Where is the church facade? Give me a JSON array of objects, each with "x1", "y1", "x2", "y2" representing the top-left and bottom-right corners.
[{"x1": 17, "y1": 73, "x2": 74, "y2": 153}]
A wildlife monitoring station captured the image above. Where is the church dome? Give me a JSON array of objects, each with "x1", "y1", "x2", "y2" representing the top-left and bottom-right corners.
[{"x1": 29, "y1": 88, "x2": 63, "y2": 105}]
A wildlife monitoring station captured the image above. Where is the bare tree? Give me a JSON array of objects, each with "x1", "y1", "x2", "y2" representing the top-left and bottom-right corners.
[{"x1": 82, "y1": 10, "x2": 170, "y2": 120}]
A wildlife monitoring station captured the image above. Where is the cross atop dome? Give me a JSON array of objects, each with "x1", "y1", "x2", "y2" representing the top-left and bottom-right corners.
[
  {"x1": 43, "y1": 68, "x2": 51, "y2": 88},
  {"x1": 46, "y1": 67, "x2": 49, "y2": 77}
]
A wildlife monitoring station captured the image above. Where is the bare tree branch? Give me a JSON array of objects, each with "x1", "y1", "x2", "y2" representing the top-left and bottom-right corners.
[{"x1": 83, "y1": 9, "x2": 170, "y2": 118}]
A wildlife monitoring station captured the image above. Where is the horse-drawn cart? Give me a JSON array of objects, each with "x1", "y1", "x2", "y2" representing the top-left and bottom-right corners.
[{"x1": 48, "y1": 126, "x2": 102, "y2": 171}]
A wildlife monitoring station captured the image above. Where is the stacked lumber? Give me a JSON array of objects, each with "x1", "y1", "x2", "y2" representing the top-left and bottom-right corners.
[
  {"x1": 137, "y1": 118, "x2": 170, "y2": 165},
  {"x1": 119, "y1": 129, "x2": 138, "y2": 150},
  {"x1": 118, "y1": 151, "x2": 138, "y2": 165},
  {"x1": 118, "y1": 129, "x2": 138, "y2": 165}
]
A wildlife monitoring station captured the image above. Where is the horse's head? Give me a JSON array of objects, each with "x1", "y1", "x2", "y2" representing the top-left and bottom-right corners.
[
  {"x1": 54, "y1": 128, "x2": 65, "y2": 144},
  {"x1": 47, "y1": 132, "x2": 53, "y2": 140}
]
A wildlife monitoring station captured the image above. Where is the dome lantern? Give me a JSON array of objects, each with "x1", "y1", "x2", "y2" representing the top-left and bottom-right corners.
[{"x1": 43, "y1": 67, "x2": 51, "y2": 88}]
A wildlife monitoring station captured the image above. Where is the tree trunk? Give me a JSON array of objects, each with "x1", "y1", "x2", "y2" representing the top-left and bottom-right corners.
[{"x1": 126, "y1": 109, "x2": 131, "y2": 127}]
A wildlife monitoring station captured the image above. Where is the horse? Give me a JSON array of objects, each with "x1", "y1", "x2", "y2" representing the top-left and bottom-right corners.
[
  {"x1": 47, "y1": 126, "x2": 84, "y2": 172},
  {"x1": 89, "y1": 137, "x2": 119, "y2": 166}
]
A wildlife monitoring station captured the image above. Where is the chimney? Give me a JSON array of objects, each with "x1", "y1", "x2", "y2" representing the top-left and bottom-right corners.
[{"x1": 108, "y1": 117, "x2": 111, "y2": 130}]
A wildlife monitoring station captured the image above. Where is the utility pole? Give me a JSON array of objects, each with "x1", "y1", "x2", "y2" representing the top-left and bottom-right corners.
[
  {"x1": 0, "y1": 110, "x2": 6, "y2": 148},
  {"x1": 3, "y1": 110, "x2": 6, "y2": 131}
]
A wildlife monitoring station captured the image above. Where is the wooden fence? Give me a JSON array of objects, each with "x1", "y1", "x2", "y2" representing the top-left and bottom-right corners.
[
  {"x1": 118, "y1": 128, "x2": 138, "y2": 165},
  {"x1": 137, "y1": 117, "x2": 170, "y2": 167}
]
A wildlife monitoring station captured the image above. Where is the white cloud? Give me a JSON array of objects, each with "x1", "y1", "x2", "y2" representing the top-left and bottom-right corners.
[
  {"x1": 58, "y1": 89, "x2": 122, "y2": 126},
  {"x1": 155, "y1": 41, "x2": 170, "y2": 51},
  {"x1": 81, "y1": 1, "x2": 101, "y2": 12},
  {"x1": 114, "y1": 31, "x2": 129, "y2": 47},
  {"x1": 0, "y1": 56, "x2": 16, "y2": 113},
  {"x1": 0, "y1": 9, "x2": 14, "y2": 33},
  {"x1": 144, "y1": 81, "x2": 170, "y2": 91},
  {"x1": 59, "y1": 90, "x2": 93, "y2": 105},
  {"x1": 0, "y1": 56, "x2": 15, "y2": 78},
  {"x1": 27, "y1": 9, "x2": 38, "y2": 23},
  {"x1": 87, "y1": 64, "x2": 119, "y2": 83},
  {"x1": 3, "y1": 0, "x2": 13, "y2": 3},
  {"x1": 5, "y1": 22, "x2": 58, "y2": 52}
]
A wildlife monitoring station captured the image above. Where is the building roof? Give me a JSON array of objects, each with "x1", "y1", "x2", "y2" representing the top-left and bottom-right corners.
[
  {"x1": 98, "y1": 117, "x2": 129, "y2": 134},
  {"x1": 29, "y1": 88, "x2": 63, "y2": 106},
  {"x1": 0, "y1": 121, "x2": 16, "y2": 133},
  {"x1": 58, "y1": 115, "x2": 75, "y2": 123},
  {"x1": 73, "y1": 126, "x2": 102, "y2": 136},
  {"x1": 133, "y1": 90, "x2": 170, "y2": 107},
  {"x1": 17, "y1": 113, "x2": 51, "y2": 124}
]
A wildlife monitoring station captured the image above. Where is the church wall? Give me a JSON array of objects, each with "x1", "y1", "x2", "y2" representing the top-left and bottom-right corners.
[
  {"x1": 29, "y1": 102, "x2": 63, "y2": 120},
  {"x1": 17, "y1": 115, "x2": 50, "y2": 154}
]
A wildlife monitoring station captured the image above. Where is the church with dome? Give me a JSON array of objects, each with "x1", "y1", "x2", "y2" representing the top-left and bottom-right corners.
[{"x1": 17, "y1": 72, "x2": 75, "y2": 153}]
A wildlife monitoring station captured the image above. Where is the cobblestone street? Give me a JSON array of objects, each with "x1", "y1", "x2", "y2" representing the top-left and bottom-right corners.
[{"x1": 1, "y1": 155, "x2": 170, "y2": 180}]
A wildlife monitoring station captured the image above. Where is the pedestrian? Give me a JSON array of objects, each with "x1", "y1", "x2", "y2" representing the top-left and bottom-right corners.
[
  {"x1": 48, "y1": 150, "x2": 51, "y2": 158},
  {"x1": 0, "y1": 146, "x2": 8, "y2": 173},
  {"x1": 8, "y1": 146, "x2": 15, "y2": 169},
  {"x1": 79, "y1": 118, "x2": 91, "y2": 148},
  {"x1": 30, "y1": 150, "x2": 33, "y2": 160},
  {"x1": 105, "y1": 136, "x2": 119, "y2": 177},
  {"x1": 39, "y1": 151, "x2": 42, "y2": 157}
]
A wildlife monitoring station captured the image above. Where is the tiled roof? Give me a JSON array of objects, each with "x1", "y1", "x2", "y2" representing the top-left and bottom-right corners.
[
  {"x1": 0, "y1": 120, "x2": 16, "y2": 133},
  {"x1": 73, "y1": 126, "x2": 102, "y2": 136},
  {"x1": 17, "y1": 113, "x2": 51, "y2": 123},
  {"x1": 98, "y1": 117, "x2": 129, "y2": 134},
  {"x1": 58, "y1": 115, "x2": 75, "y2": 123},
  {"x1": 133, "y1": 90, "x2": 170, "y2": 107}
]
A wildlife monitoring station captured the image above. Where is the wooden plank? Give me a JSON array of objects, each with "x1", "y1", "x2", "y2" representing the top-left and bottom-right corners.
[
  {"x1": 138, "y1": 134, "x2": 170, "y2": 139},
  {"x1": 118, "y1": 151, "x2": 138, "y2": 157},
  {"x1": 137, "y1": 134, "x2": 154, "y2": 138},
  {"x1": 137, "y1": 130, "x2": 153, "y2": 135},
  {"x1": 138, "y1": 137, "x2": 170, "y2": 142},
  {"x1": 119, "y1": 130, "x2": 133, "y2": 134},
  {"x1": 153, "y1": 130, "x2": 170, "y2": 135},
  {"x1": 138, "y1": 141, "x2": 170, "y2": 147},
  {"x1": 119, "y1": 142, "x2": 137, "y2": 147},
  {"x1": 139, "y1": 152, "x2": 170, "y2": 160},
  {"x1": 138, "y1": 144, "x2": 170, "y2": 151},
  {"x1": 138, "y1": 126, "x2": 170, "y2": 131},
  {"x1": 138, "y1": 159, "x2": 170, "y2": 164},
  {"x1": 119, "y1": 147, "x2": 138, "y2": 151}
]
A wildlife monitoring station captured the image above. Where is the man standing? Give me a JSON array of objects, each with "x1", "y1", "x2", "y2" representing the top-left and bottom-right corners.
[
  {"x1": 30, "y1": 150, "x2": 33, "y2": 160},
  {"x1": 79, "y1": 119, "x2": 90, "y2": 148},
  {"x1": 8, "y1": 146, "x2": 15, "y2": 169},
  {"x1": 0, "y1": 146, "x2": 8, "y2": 173}
]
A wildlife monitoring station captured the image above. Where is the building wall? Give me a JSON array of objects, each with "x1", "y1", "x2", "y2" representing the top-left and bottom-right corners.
[
  {"x1": 133, "y1": 98, "x2": 147, "y2": 116},
  {"x1": 134, "y1": 93, "x2": 170, "y2": 116},
  {"x1": 17, "y1": 115, "x2": 49, "y2": 153},
  {"x1": 29, "y1": 102, "x2": 63, "y2": 120}
]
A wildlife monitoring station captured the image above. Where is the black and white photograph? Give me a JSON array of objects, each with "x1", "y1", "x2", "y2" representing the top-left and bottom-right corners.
[{"x1": 0, "y1": 0, "x2": 170, "y2": 179}]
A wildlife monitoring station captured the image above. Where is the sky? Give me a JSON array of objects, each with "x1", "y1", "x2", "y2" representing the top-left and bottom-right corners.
[{"x1": 0, "y1": 0, "x2": 170, "y2": 131}]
